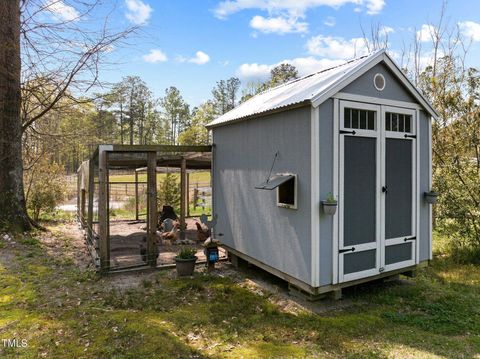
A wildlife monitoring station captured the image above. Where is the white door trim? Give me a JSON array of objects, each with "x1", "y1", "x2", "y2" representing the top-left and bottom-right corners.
[
  {"x1": 338, "y1": 100, "x2": 381, "y2": 283},
  {"x1": 311, "y1": 106, "x2": 320, "y2": 287},
  {"x1": 336, "y1": 100, "x2": 420, "y2": 284},
  {"x1": 332, "y1": 98, "x2": 339, "y2": 285},
  {"x1": 381, "y1": 105, "x2": 417, "y2": 271}
]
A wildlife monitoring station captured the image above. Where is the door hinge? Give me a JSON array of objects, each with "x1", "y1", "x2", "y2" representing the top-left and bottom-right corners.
[
  {"x1": 339, "y1": 247, "x2": 355, "y2": 253},
  {"x1": 379, "y1": 267, "x2": 385, "y2": 273},
  {"x1": 404, "y1": 134, "x2": 416, "y2": 139},
  {"x1": 404, "y1": 236, "x2": 417, "y2": 242},
  {"x1": 340, "y1": 130, "x2": 356, "y2": 135}
]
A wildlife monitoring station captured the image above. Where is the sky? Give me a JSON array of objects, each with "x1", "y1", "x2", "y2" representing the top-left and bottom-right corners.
[{"x1": 45, "y1": 0, "x2": 480, "y2": 107}]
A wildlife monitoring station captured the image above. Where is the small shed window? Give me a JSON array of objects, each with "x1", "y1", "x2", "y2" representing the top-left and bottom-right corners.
[
  {"x1": 344, "y1": 108, "x2": 376, "y2": 130},
  {"x1": 255, "y1": 173, "x2": 297, "y2": 209},
  {"x1": 277, "y1": 175, "x2": 297, "y2": 209},
  {"x1": 374, "y1": 73, "x2": 386, "y2": 91},
  {"x1": 385, "y1": 112, "x2": 412, "y2": 133}
]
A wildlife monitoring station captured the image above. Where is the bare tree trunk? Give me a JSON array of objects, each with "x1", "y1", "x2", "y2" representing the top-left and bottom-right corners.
[{"x1": 0, "y1": 0, "x2": 31, "y2": 231}]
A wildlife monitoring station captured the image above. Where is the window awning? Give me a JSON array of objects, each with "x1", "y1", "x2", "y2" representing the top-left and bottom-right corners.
[{"x1": 255, "y1": 174, "x2": 294, "y2": 190}]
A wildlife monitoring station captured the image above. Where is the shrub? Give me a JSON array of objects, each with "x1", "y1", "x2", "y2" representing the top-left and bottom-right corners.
[
  {"x1": 158, "y1": 173, "x2": 180, "y2": 213},
  {"x1": 25, "y1": 158, "x2": 66, "y2": 221}
]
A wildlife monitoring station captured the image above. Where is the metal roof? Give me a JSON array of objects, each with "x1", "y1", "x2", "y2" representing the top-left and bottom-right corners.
[{"x1": 206, "y1": 49, "x2": 438, "y2": 128}]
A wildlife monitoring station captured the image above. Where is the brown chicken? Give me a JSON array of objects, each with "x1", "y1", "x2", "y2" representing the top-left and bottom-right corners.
[
  {"x1": 195, "y1": 222, "x2": 211, "y2": 243},
  {"x1": 161, "y1": 221, "x2": 179, "y2": 242}
]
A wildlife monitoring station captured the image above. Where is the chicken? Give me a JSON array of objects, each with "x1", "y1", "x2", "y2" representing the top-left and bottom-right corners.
[
  {"x1": 195, "y1": 222, "x2": 211, "y2": 243},
  {"x1": 161, "y1": 220, "x2": 179, "y2": 242}
]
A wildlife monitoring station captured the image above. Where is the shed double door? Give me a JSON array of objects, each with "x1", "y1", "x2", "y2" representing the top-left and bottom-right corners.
[{"x1": 338, "y1": 100, "x2": 417, "y2": 283}]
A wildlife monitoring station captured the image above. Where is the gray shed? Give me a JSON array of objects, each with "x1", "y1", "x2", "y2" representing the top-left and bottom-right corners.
[{"x1": 206, "y1": 49, "x2": 438, "y2": 297}]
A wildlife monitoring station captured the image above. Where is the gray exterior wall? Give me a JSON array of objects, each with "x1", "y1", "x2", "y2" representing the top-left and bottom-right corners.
[
  {"x1": 212, "y1": 107, "x2": 313, "y2": 285},
  {"x1": 318, "y1": 99, "x2": 335, "y2": 286},
  {"x1": 418, "y1": 110, "x2": 431, "y2": 261},
  {"x1": 316, "y1": 63, "x2": 432, "y2": 285},
  {"x1": 342, "y1": 63, "x2": 417, "y2": 103},
  {"x1": 212, "y1": 60, "x2": 432, "y2": 289}
]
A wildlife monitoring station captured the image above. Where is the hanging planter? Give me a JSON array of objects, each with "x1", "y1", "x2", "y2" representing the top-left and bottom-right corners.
[
  {"x1": 322, "y1": 193, "x2": 338, "y2": 215},
  {"x1": 322, "y1": 201, "x2": 338, "y2": 215},
  {"x1": 424, "y1": 191, "x2": 439, "y2": 204}
]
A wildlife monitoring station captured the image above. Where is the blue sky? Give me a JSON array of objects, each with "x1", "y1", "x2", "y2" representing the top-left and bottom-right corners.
[{"x1": 48, "y1": 0, "x2": 480, "y2": 106}]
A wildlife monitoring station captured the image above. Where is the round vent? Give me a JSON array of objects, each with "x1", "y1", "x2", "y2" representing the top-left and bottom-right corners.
[{"x1": 374, "y1": 73, "x2": 385, "y2": 91}]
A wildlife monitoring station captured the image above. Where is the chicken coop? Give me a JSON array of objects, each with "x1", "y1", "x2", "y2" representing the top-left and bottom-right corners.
[
  {"x1": 77, "y1": 144, "x2": 222, "y2": 272},
  {"x1": 207, "y1": 49, "x2": 438, "y2": 297}
]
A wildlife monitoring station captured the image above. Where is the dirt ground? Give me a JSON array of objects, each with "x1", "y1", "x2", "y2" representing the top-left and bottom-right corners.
[{"x1": 108, "y1": 218, "x2": 226, "y2": 268}]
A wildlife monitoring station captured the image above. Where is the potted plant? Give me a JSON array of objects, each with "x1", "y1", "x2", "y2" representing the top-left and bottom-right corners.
[
  {"x1": 175, "y1": 247, "x2": 198, "y2": 276},
  {"x1": 424, "y1": 190, "x2": 439, "y2": 204},
  {"x1": 322, "y1": 192, "x2": 338, "y2": 215}
]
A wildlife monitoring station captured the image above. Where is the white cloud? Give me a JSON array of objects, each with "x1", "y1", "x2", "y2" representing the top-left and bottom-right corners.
[
  {"x1": 306, "y1": 35, "x2": 369, "y2": 59},
  {"x1": 236, "y1": 56, "x2": 345, "y2": 80},
  {"x1": 458, "y1": 21, "x2": 480, "y2": 42},
  {"x1": 237, "y1": 63, "x2": 272, "y2": 80},
  {"x1": 250, "y1": 15, "x2": 308, "y2": 34},
  {"x1": 365, "y1": 0, "x2": 385, "y2": 15},
  {"x1": 379, "y1": 25, "x2": 394, "y2": 37},
  {"x1": 416, "y1": 24, "x2": 436, "y2": 42},
  {"x1": 177, "y1": 51, "x2": 210, "y2": 65},
  {"x1": 142, "y1": 49, "x2": 167, "y2": 63},
  {"x1": 214, "y1": 0, "x2": 385, "y2": 19},
  {"x1": 125, "y1": 0, "x2": 152, "y2": 25},
  {"x1": 323, "y1": 16, "x2": 336, "y2": 27},
  {"x1": 45, "y1": 0, "x2": 79, "y2": 21}
]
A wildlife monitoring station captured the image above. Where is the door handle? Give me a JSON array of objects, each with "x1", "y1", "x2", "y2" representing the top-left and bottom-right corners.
[
  {"x1": 339, "y1": 247, "x2": 355, "y2": 253},
  {"x1": 340, "y1": 130, "x2": 356, "y2": 135},
  {"x1": 404, "y1": 236, "x2": 416, "y2": 242},
  {"x1": 382, "y1": 186, "x2": 388, "y2": 193}
]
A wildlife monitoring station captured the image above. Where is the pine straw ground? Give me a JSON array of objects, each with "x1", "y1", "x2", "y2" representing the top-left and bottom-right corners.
[{"x1": 0, "y1": 222, "x2": 479, "y2": 358}]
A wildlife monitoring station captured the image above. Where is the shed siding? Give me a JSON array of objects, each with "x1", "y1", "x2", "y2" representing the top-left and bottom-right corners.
[
  {"x1": 419, "y1": 110, "x2": 431, "y2": 261},
  {"x1": 212, "y1": 107, "x2": 312, "y2": 285},
  {"x1": 318, "y1": 99, "x2": 335, "y2": 285},
  {"x1": 342, "y1": 63, "x2": 417, "y2": 103}
]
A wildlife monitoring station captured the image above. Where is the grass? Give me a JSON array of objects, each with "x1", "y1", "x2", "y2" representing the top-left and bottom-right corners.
[
  {"x1": 0, "y1": 228, "x2": 479, "y2": 358},
  {"x1": 109, "y1": 171, "x2": 211, "y2": 184}
]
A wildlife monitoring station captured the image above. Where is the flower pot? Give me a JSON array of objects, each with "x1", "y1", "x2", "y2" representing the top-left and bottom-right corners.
[
  {"x1": 175, "y1": 256, "x2": 198, "y2": 276},
  {"x1": 424, "y1": 191, "x2": 439, "y2": 204},
  {"x1": 322, "y1": 201, "x2": 338, "y2": 215}
]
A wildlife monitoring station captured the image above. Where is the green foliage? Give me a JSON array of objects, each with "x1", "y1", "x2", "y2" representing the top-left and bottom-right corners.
[
  {"x1": 325, "y1": 192, "x2": 337, "y2": 203},
  {"x1": 160, "y1": 86, "x2": 190, "y2": 145},
  {"x1": 176, "y1": 247, "x2": 197, "y2": 259},
  {"x1": 240, "y1": 63, "x2": 299, "y2": 103},
  {"x1": 158, "y1": 173, "x2": 181, "y2": 213},
  {"x1": 25, "y1": 158, "x2": 66, "y2": 221},
  {"x1": 178, "y1": 101, "x2": 214, "y2": 145},
  {"x1": 212, "y1": 77, "x2": 241, "y2": 115},
  {"x1": 268, "y1": 63, "x2": 299, "y2": 87},
  {"x1": 418, "y1": 56, "x2": 480, "y2": 261}
]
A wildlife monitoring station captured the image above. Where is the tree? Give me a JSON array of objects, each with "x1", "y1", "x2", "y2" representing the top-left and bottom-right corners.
[
  {"x1": 160, "y1": 87, "x2": 190, "y2": 145},
  {"x1": 239, "y1": 64, "x2": 299, "y2": 103},
  {"x1": 179, "y1": 101, "x2": 214, "y2": 145},
  {"x1": 0, "y1": 0, "x2": 31, "y2": 230},
  {"x1": 212, "y1": 77, "x2": 241, "y2": 115},
  {"x1": 268, "y1": 63, "x2": 299, "y2": 87},
  {"x1": 158, "y1": 173, "x2": 181, "y2": 213},
  {"x1": 240, "y1": 80, "x2": 264, "y2": 103},
  {"x1": 25, "y1": 157, "x2": 66, "y2": 221},
  {"x1": 1, "y1": 0, "x2": 136, "y2": 230}
]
